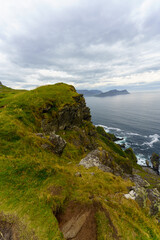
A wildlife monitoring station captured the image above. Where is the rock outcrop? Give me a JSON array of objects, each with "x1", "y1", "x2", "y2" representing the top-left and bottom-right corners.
[
  {"x1": 79, "y1": 148, "x2": 123, "y2": 175},
  {"x1": 41, "y1": 95, "x2": 91, "y2": 134},
  {"x1": 124, "y1": 170, "x2": 160, "y2": 217},
  {"x1": 79, "y1": 149, "x2": 113, "y2": 173},
  {"x1": 150, "y1": 153, "x2": 160, "y2": 174},
  {"x1": 36, "y1": 132, "x2": 66, "y2": 155}
]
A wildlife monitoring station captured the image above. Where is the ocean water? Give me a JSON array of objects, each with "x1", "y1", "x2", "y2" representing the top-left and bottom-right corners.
[{"x1": 85, "y1": 92, "x2": 160, "y2": 166}]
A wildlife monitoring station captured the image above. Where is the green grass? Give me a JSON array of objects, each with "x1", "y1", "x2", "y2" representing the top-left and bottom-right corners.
[{"x1": 0, "y1": 83, "x2": 160, "y2": 239}]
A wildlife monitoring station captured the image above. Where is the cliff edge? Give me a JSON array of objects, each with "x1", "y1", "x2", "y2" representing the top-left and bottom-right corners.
[{"x1": 0, "y1": 83, "x2": 159, "y2": 240}]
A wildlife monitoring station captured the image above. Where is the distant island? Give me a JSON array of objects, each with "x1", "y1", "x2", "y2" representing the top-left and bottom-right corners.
[
  {"x1": 77, "y1": 89, "x2": 130, "y2": 97},
  {"x1": 77, "y1": 89, "x2": 102, "y2": 96}
]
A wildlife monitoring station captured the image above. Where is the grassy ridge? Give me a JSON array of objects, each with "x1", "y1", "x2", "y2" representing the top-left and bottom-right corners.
[{"x1": 0, "y1": 83, "x2": 159, "y2": 239}]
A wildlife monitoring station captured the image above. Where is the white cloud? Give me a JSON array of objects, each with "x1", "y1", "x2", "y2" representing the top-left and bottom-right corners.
[{"x1": 0, "y1": 0, "x2": 160, "y2": 90}]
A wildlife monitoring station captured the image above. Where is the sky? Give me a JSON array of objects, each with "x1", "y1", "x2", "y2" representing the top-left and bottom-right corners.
[{"x1": 0, "y1": 0, "x2": 160, "y2": 91}]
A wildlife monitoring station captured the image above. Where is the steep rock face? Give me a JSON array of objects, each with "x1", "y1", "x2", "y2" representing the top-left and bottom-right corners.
[
  {"x1": 41, "y1": 95, "x2": 91, "y2": 134},
  {"x1": 150, "y1": 153, "x2": 160, "y2": 174}
]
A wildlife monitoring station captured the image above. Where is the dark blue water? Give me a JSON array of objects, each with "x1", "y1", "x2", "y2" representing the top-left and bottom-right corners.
[{"x1": 85, "y1": 92, "x2": 160, "y2": 165}]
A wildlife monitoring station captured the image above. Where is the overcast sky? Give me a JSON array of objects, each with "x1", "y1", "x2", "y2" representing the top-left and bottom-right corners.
[{"x1": 0, "y1": 0, "x2": 160, "y2": 91}]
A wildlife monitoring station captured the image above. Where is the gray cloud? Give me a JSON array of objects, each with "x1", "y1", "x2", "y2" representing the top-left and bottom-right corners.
[{"x1": 0, "y1": 0, "x2": 160, "y2": 90}]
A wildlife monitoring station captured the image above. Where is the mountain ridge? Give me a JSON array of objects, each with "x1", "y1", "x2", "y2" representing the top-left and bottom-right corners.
[{"x1": 77, "y1": 88, "x2": 130, "y2": 97}]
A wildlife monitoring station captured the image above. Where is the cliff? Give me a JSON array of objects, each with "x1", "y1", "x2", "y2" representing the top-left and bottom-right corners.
[{"x1": 0, "y1": 83, "x2": 159, "y2": 240}]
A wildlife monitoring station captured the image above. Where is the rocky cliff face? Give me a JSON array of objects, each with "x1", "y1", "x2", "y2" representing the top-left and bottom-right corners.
[
  {"x1": 41, "y1": 94, "x2": 91, "y2": 134},
  {"x1": 1, "y1": 83, "x2": 160, "y2": 240}
]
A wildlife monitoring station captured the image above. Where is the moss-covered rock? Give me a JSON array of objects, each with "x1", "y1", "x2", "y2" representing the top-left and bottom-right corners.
[
  {"x1": 151, "y1": 153, "x2": 160, "y2": 174},
  {"x1": 125, "y1": 147, "x2": 137, "y2": 165}
]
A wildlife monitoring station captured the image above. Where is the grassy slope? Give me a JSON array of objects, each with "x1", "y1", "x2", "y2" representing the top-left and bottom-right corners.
[{"x1": 0, "y1": 83, "x2": 159, "y2": 239}]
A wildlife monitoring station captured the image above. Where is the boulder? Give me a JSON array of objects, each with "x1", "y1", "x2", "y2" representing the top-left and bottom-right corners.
[
  {"x1": 79, "y1": 148, "x2": 124, "y2": 175},
  {"x1": 49, "y1": 133, "x2": 66, "y2": 154},
  {"x1": 79, "y1": 149, "x2": 113, "y2": 173},
  {"x1": 37, "y1": 132, "x2": 66, "y2": 155}
]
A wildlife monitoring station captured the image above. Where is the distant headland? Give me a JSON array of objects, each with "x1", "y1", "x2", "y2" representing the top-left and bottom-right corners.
[{"x1": 77, "y1": 89, "x2": 130, "y2": 97}]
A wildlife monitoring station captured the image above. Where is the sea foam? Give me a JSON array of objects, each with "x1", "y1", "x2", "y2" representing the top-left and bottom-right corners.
[
  {"x1": 142, "y1": 134, "x2": 160, "y2": 148},
  {"x1": 96, "y1": 124, "x2": 122, "y2": 132}
]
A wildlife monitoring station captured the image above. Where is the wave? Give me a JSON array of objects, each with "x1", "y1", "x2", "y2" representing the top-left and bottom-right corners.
[
  {"x1": 108, "y1": 127, "x2": 122, "y2": 132},
  {"x1": 115, "y1": 138, "x2": 130, "y2": 149},
  {"x1": 96, "y1": 124, "x2": 122, "y2": 132},
  {"x1": 95, "y1": 124, "x2": 109, "y2": 132},
  {"x1": 126, "y1": 132, "x2": 141, "y2": 136},
  {"x1": 136, "y1": 154, "x2": 148, "y2": 166},
  {"x1": 142, "y1": 134, "x2": 160, "y2": 148}
]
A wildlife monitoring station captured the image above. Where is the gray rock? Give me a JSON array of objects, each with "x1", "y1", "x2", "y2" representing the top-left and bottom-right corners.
[
  {"x1": 142, "y1": 166, "x2": 158, "y2": 175},
  {"x1": 37, "y1": 132, "x2": 66, "y2": 155},
  {"x1": 124, "y1": 186, "x2": 147, "y2": 208},
  {"x1": 147, "y1": 188, "x2": 160, "y2": 216},
  {"x1": 125, "y1": 185, "x2": 160, "y2": 217},
  {"x1": 79, "y1": 149, "x2": 113, "y2": 173},
  {"x1": 79, "y1": 148, "x2": 125, "y2": 176},
  {"x1": 131, "y1": 174, "x2": 150, "y2": 188},
  {"x1": 134, "y1": 187, "x2": 148, "y2": 208},
  {"x1": 49, "y1": 133, "x2": 66, "y2": 154}
]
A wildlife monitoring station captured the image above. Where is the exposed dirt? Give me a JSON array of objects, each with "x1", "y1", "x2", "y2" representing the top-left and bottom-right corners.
[
  {"x1": 56, "y1": 202, "x2": 97, "y2": 240},
  {"x1": 56, "y1": 201, "x2": 120, "y2": 240}
]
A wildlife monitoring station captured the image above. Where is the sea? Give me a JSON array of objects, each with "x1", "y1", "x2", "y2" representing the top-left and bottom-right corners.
[{"x1": 85, "y1": 91, "x2": 160, "y2": 166}]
